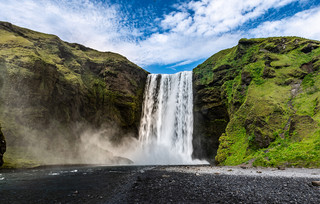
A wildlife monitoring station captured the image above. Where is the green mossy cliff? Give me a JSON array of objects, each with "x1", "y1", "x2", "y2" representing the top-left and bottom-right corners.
[
  {"x1": 0, "y1": 22, "x2": 148, "y2": 167},
  {"x1": 193, "y1": 37, "x2": 320, "y2": 167}
]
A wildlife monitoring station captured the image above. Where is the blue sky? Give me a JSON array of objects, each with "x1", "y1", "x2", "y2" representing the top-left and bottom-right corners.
[{"x1": 1, "y1": 0, "x2": 320, "y2": 73}]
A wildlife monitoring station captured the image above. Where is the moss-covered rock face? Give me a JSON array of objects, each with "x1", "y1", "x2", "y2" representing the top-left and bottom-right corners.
[
  {"x1": 0, "y1": 22, "x2": 148, "y2": 167},
  {"x1": 193, "y1": 37, "x2": 320, "y2": 167},
  {"x1": 0, "y1": 125, "x2": 6, "y2": 166}
]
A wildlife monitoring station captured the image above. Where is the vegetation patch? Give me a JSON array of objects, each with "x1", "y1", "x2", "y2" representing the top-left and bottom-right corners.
[{"x1": 2, "y1": 146, "x2": 41, "y2": 169}]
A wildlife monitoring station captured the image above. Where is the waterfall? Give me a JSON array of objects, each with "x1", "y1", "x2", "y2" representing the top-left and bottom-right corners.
[{"x1": 137, "y1": 71, "x2": 196, "y2": 164}]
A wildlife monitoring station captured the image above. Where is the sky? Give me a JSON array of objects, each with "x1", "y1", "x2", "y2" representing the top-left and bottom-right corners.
[{"x1": 0, "y1": 0, "x2": 320, "y2": 74}]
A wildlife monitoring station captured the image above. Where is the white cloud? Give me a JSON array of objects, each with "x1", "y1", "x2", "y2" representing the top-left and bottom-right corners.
[
  {"x1": 132, "y1": 0, "x2": 300, "y2": 66},
  {"x1": 134, "y1": 32, "x2": 241, "y2": 67},
  {"x1": 250, "y1": 6, "x2": 320, "y2": 40},
  {"x1": 0, "y1": 0, "x2": 140, "y2": 51},
  {"x1": 160, "y1": 0, "x2": 298, "y2": 36},
  {"x1": 0, "y1": 0, "x2": 315, "y2": 72}
]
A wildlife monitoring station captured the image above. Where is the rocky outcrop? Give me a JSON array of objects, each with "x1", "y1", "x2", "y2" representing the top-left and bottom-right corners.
[
  {"x1": 193, "y1": 37, "x2": 320, "y2": 167},
  {"x1": 0, "y1": 125, "x2": 5, "y2": 166},
  {"x1": 0, "y1": 22, "x2": 148, "y2": 166},
  {"x1": 192, "y1": 63, "x2": 233, "y2": 161}
]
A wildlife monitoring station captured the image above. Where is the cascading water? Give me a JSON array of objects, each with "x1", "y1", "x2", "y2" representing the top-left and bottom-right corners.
[{"x1": 137, "y1": 71, "x2": 201, "y2": 164}]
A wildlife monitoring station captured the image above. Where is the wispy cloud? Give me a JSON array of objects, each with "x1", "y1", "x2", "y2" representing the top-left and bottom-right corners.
[
  {"x1": 0, "y1": 0, "x2": 318, "y2": 72},
  {"x1": 160, "y1": 0, "x2": 298, "y2": 35},
  {"x1": 250, "y1": 6, "x2": 320, "y2": 40},
  {"x1": 133, "y1": 0, "x2": 300, "y2": 66},
  {"x1": 0, "y1": 0, "x2": 139, "y2": 53}
]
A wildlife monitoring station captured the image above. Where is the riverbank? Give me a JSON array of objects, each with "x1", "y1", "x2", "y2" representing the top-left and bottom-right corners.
[{"x1": 1, "y1": 165, "x2": 319, "y2": 203}]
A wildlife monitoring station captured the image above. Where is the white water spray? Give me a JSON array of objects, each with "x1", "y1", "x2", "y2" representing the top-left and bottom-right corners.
[{"x1": 136, "y1": 71, "x2": 203, "y2": 164}]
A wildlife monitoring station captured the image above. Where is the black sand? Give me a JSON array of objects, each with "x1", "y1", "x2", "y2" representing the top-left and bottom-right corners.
[{"x1": 0, "y1": 165, "x2": 319, "y2": 203}]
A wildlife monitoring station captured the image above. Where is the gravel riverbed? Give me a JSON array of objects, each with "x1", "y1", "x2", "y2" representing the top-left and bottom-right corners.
[{"x1": 0, "y1": 165, "x2": 319, "y2": 203}]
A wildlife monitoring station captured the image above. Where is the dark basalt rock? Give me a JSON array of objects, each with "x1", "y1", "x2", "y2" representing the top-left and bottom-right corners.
[
  {"x1": 192, "y1": 63, "x2": 233, "y2": 161},
  {"x1": 0, "y1": 126, "x2": 6, "y2": 166},
  {"x1": 301, "y1": 43, "x2": 319, "y2": 53},
  {"x1": 241, "y1": 71, "x2": 252, "y2": 85},
  {"x1": 301, "y1": 62, "x2": 314, "y2": 73},
  {"x1": 263, "y1": 67, "x2": 276, "y2": 78}
]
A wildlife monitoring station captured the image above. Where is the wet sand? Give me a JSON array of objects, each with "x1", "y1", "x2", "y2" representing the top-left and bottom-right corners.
[{"x1": 0, "y1": 165, "x2": 319, "y2": 203}]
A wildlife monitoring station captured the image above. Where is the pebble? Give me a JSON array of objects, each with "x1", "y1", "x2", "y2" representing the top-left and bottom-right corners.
[{"x1": 311, "y1": 181, "x2": 320, "y2": 186}]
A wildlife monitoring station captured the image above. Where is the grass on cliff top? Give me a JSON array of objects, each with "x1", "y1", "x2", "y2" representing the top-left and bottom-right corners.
[
  {"x1": 0, "y1": 29, "x2": 33, "y2": 47},
  {"x1": 194, "y1": 37, "x2": 319, "y2": 86},
  {"x1": 0, "y1": 21, "x2": 143, "y2": 70},
  {"x1": 0, "y1": 21, "x2": 145, "y2": 96}
]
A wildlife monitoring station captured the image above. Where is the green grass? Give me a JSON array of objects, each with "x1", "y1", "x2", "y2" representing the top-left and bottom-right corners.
[
  {"x1": 293, "y1": 74, "x2": 320, "y2": 120},
  {"x1": 269, "y1": 54, "x2": 292, "y2": 67},
  {"x1": 217, "y1": 127, "x2": 251, "y2": 165},
  {"x1": 252, "y1": 131, "x2": 320, "y2": 167},
  {"x1": 0, "y1": 30, "x2": 33, "y2": 47}
]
